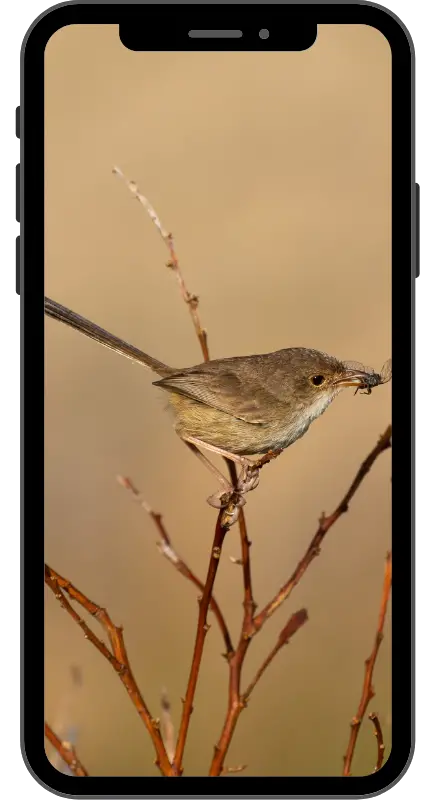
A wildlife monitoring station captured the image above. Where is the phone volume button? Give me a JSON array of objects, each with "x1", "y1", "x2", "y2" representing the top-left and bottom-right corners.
[
  {"x1": 16, "y1": 236, "x2": 20, "y2": 295},
  {"x1": 16, "y1": 164, "x2": 20, "y2": 223}
]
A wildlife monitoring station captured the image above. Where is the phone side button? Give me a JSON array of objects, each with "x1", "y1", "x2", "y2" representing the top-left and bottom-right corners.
[
  {"x1": 16, "y1": 236, "x2": 20, "y2": 295},
  {"x1": 415, "y1": 183, "x2": 420, "y2": 278}
]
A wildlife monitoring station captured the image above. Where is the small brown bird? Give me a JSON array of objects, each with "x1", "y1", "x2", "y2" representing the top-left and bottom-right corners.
[{"x1": 45, "y1": 297, "x2": 391, "y2": 503}]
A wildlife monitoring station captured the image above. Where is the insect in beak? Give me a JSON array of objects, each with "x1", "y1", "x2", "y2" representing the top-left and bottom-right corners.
[{"x1": 334, "y1": 369, "x2": 371, "y2": 390}]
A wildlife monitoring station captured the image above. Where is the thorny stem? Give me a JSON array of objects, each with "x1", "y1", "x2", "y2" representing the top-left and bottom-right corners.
[
  {"x1": 343, "y1": 551, "x2": 392, "y2": 776},
  {"x1": 45, "y1": 722, "x2": 88, "y2": 777},
  {"x1": 44, "y1": 565, "x2": 177, "y2": 776}
]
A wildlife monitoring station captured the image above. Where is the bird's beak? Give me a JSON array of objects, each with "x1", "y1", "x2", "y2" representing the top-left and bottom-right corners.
[{"x1": 334, "y1": 369, "x2": 370, "y2": 389}]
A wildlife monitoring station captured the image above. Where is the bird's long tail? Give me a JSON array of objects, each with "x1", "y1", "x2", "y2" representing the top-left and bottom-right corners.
[{"x1": 44, "y1": 297, "x2": 173, "y2": 377}]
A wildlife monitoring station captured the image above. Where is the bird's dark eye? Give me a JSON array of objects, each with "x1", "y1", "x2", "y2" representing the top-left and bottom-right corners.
[{"x1": 311, "y1": 375, "x2": 325, "y2": 386}]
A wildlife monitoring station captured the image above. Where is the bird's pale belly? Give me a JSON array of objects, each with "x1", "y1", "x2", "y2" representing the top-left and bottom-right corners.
[{"x1": 168, "y1": 392, "x2": 334, "y2": 456}]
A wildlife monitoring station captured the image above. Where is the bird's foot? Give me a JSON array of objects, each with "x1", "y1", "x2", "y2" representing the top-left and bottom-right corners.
[
  {"x1": 206, "y1": 487, "x2": 247, "y2": 510},
  {"x1": 237, "y1": 463, "x2": 260, "y2": 493}
]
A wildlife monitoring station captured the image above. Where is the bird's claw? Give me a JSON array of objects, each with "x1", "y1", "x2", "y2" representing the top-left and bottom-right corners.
[
  {"x1": 237, "y1": 464, "x2": 260, "y2": 493},
  {"x1": 206, "y1": 462, "x2": 262, "y2": 526},
  {"x1": 206, "y1": 489, "x2": 247, "y2": 510}
]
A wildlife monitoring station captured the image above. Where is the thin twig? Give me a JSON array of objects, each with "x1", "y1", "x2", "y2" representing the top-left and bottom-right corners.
[
  {"x1": 343, "y1": 551, "x2": 392, "y2": 776},
  {"x1": 44, "y1": 565, "x2": 177, "y2": 776},
  {"x1": 173, "y1": 508, "x2": 232, "y2": 773},
  {"x1": 209, "y1": 611, "x2": 308, "y2": 777},
  {"x1": 117, "y1": 475, "x2": 234, "y2": 658},
  {"x1": 253, "y1": 426, "x2": 392, "y2": 630},
  {"x1": 226, "y1": 460, "x2": 256, "y2": 631},
  {"x1": 368, "y1": 712, "x2": 385, "y2": 772},
  {"x1": 209, "y1": 426, "x2": 392, "y2": 776},
  {"x1": 48, "y1": 665, "x2": 83, "y2": 776},
  {"x1": 45, "y1": 722, "x2": 88, "y2": 777},
  {"x1": 113, "y1": 166, "x2": 209, "y2": 361},
  {"x1": 242, "y1": 610, "x2": 309, "y2": 701},
  {"x1": 225, "y1": 450, "x2": 281, "y2": 638},
  {"x1": 114, "y1": 168, "x2": 233, "y2": 773},
  {"x1": 221, "y1": 764, "x2": 248, "y2": 775},
  {"x1": 112, "y1": 170, "x2": 269, "y2": 772}
]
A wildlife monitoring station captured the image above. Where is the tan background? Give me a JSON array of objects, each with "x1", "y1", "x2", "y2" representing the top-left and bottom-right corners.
[{"x1": 44, "y1": 25, "x2": 392, "y2": 777}]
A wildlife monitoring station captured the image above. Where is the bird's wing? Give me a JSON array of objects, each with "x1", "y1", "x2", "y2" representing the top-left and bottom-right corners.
[{"x1": 153, "y1": 368, "x2": 276, "y2": 424}]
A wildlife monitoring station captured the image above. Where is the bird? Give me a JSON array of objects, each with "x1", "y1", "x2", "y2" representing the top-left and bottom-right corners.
[{"x1": 44, "y1": 297, "x2": 391, "y2": 505}]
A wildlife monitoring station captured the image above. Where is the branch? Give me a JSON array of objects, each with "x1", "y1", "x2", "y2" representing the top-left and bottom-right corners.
[
  {"x1": 343, "y1": 551, "x2": 392, "y2": 776},
  {"x1": 226, "y1": 460, "x2": 256, "y2": 630},
  {"x1": 113, "y1": 169, "x2": 254, "y2": 773},
  {"x1": 221, "y1": 764, "x2": 248, "y2": 775},
  {"x1": 225, "y1": 450, "x2": 282, "y2": 635},
  {"x1": 44, "y1": 565, "x2": 177, "y2": 776},
  {"x1": 48, "y1": 664, "x2": 83, "y2": 775},
  {"x1": 209, "y1": 426, "x2": 391, "y2": 775},
  {"x1": 173, "y1": 507, "x2": 233, "y2": 773},
  {"x1": 45, "y1": 722, "x2": 88, "y2": 777},
  {"x1": 117, "y1": 475, "x2": 234, "y2": 658},
  {"x1": 113, "y1": 166, "x2": 209, "y2": 361},
  {"x1": 253, "y1": 426, "x2": 392, "y2": 630},
  {"x1": 369, "y1": 713, "x2": 385, "y2": 772},
  {"x1": 242, "y1": 610, "x2": 309, "y2": 701},
  {"x1": 209, "y1": 610, "x2": 308, "y2": 777}
]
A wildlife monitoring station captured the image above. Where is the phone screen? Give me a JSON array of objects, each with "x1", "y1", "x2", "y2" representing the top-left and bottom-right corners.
[{"x1": 41, "y1": 20, "x2": 395, "y2": 783}]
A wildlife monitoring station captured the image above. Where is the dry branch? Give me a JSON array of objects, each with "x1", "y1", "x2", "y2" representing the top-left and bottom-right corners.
[
  {"x1": 173, "y1": 508, "x2": 232, "y2": 773},
  {"x1": 243, "y1": 610, "x2": 309, "y2": 701},
  {"x1": 209, "y1": 427, "x2": 392, "y2": 776},
  {"x1": 343, "y1": 551, "x2": 392, "y2": 776},
  {"x1": 45, "y1": 722, "x2": 88, "y2": 777},
  {"x1": 117, "y1": 475, "x2": 233, "y2": 658},
  {"x1": 221, "y1": 764, "x2": 248, "y2": 775},
  {"x1": 46, "y1": 173, "x2": 392, "y2": 778},
  {"x1": 113, "y1": 166, "x2": 209, "y2": 361},
  {"x1": 44, "y1": 565, "x2": 177, "y2": 776},
  {"x1": 369, "y1": 712, "x2": 385, "y2": 772},
  {"x1": 253, "y1": 426, "x2": 392, "y2": 630}
]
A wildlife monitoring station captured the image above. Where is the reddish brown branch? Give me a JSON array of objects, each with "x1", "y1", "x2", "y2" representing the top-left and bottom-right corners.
[
  {"x1": 225, "y1": 449, "x2": 282, "y2": 634},
  {"x1": 45, "y1": 722, "x2": 88, "y2": 777},
  {"x1": 45, "y1": 565, "x2": 177, "y2": 776},
  {"x1": 209, "y1": 426, "x2": 391, "y2": 776},
  {"x1": 117, "y1": 475, "x2": 234, "y2": 658},
  {"x1": 111, "y1": 171, "x2": 392, "y2": 777},
  {"x1": 253, "y1": 426, "x2": 392, "y2": 630},
  {"x1": 368, "y1": 712, "x2": 385, "y2": 772},
  {"x1": 343, "y1": 552, "x2": 392, "y2": 776},
  {"x1": 209, "y1": 610, "x2": 308, "y2": 776},
  {"x1": 173, "y1": 508, "x2": 232, "y2": 773},
  {"x1": 226, "y1": 460, "x2": 256, "y2": 628},
  {"x1": 113, "y1": 166, "x2": 209, "y2": 361},
  {"x1": 242, "y1": 610, "x2": 309, "y2": 701}
]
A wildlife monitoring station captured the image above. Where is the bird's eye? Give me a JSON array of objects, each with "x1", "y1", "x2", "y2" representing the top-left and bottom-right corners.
[{"x1": 311, "y1": 375, "x2": 326, "y2": 386}]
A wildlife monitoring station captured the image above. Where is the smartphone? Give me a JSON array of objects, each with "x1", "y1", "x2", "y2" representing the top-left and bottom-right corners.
[{"x1": 20, "y1": 4, "x2": 415, "y2": 795}]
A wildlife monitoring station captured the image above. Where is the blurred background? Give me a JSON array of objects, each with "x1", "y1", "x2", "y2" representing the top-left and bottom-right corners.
[{"x1": 44, "y1": 24, "x2": 392, "y2": 777}]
